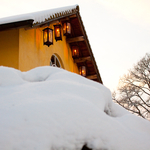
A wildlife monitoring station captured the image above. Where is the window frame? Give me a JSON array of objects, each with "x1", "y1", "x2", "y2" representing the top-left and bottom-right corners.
[{"x1": 50, "y1": 54, "x2": 61, "y2": 68}]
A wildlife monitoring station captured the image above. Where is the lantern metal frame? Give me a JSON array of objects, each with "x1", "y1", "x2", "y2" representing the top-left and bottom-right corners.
[
  {"x1": 71, "y1": 45, "x2": 80, "y2": 58},
  {"x1": 43, "y1": 27, "x2": 53, "y2": 47},
  {"x1": 54, "y1": 25, "x2": 62, "y2": 41},
  {"x1": 63, "y1": 21, "x2": 71, "y2": 36}
]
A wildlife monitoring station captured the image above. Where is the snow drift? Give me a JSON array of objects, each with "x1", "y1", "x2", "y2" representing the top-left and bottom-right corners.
[{"x1": 0, "y1": 66, "x2": 150, "y2": 150}]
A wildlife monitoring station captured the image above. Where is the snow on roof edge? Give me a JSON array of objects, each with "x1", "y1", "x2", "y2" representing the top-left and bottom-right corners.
[{"x1": 0, "y1": 5, "x2": 79, "y2": 25}]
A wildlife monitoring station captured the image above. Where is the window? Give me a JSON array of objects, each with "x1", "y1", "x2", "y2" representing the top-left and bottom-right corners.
[{"x1": 50, "y1": 54, "x2": 61, "y2": 68}]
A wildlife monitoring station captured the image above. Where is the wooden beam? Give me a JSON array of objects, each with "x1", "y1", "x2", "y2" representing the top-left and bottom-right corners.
[
  {"x1": 66, "y1": 36, "x2": 84, "y2": 43},
  {"x1": 69, "y1": 14, "x2": 77, "y2": 18},
  {"x1": 86, "y1": 74, "x2": 97, "y2": 80},
  {"x1": 74, "y1": 56, "x2": 91, "y2": 63},
  {"x1": 60, "y1": 14, "x2": 77, "y2": 22}
]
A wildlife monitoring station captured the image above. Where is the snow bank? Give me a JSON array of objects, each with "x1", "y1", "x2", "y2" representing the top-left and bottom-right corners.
[{"x1": 0, "y1": 66, "x2": 150, "y2": 150}]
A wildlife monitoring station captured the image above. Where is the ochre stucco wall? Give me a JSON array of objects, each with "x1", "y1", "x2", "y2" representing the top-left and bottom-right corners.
[
  {"x1": 0, "y1": 29, "x2": 19, "y2": 69},
  {"x1": 19, "y1": 23, "x2": 79, "y2": 74}
]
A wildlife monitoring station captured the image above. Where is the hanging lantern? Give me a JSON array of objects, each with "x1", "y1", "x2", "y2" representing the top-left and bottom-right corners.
[
  {"x1": 79, "y1": 66, "x2": 86, "y2": 77},
  {"x1": 54, "y1": 25, "x2": 62, "y2": 41},
  {"x1": 72, "y1": 46, "x2": 79, "y2": 58},
  {"x1": 63, "y1": 22, "x2": 71, "y2": 36},
  {"x1": 43, "y1": 28, "x2": 53, "y2": 47}
]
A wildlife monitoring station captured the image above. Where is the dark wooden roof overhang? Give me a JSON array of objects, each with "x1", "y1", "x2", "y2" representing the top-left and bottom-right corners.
[
  {"x1": 58, "y1": 13, "x2": 103, "y2": 84},
  {"x1": 69, "y1": 12, "x2": 103, "y2": 84},
  {"x1": 0, "y1": 19, "x2": 33, "y2": 31}
]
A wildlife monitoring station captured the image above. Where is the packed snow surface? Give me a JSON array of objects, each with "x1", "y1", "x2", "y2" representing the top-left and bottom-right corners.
[{"x1": 0, "y1": 66, "x2": 150, "y2": 150}]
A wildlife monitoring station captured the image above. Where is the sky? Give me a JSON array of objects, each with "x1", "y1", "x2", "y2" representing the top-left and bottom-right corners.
[{"x1": 0, "y1": 0, "x2": 150, "y2": 91}]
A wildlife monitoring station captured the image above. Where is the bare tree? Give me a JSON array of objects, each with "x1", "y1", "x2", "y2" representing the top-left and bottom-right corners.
[{"x1": 112, "y1": 53, "x2": 150, "y2": 120}]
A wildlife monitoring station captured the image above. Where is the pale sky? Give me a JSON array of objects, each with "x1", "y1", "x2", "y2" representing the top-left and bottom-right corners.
[{"x1": 0, "y1": 0, "x2": 150, "y2": 91}]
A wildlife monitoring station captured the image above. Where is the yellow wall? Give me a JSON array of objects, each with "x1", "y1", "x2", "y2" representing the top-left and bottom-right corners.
[
  {"x1": 19, "y1": 23, "x2": 79, "y2": 74},
  {"x1": 0, "y1": 29, "x2": 19, "y2": 69}
]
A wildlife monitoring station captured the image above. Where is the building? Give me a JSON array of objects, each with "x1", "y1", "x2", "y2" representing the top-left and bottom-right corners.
[{"x1": 0, "y1": 5, "x2": 102, "y2": 83}]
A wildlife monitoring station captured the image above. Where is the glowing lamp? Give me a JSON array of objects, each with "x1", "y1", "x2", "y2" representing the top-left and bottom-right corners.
[
  {"x1": 63, "y1": 22, "x2": 71, "y2": 36},
  {"x1": 54, "y1": 25, "x2": 62, "y2": 41},
  {"x1": 72, "y1": 46, "x2": 79, "y2": 58},
  {"x1": 43, "y1": 28, "x2": 53, "y2": 47},
  {"x1": 79, "y1": 66, "x2": 86, "y2": 77}
]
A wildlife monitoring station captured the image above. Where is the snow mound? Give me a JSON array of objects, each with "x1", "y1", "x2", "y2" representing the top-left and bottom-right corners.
[
  {"x1": 0, "y1": 66, "x2": 150, "y2": 150},
  {"x1": 0, "y1": 66, "x2": 25, "y2": 86}
]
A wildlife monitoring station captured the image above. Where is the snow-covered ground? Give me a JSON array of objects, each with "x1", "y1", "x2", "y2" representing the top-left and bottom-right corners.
[{"x1": 0, "y1": 66, "x2": 150, "y2": 150}]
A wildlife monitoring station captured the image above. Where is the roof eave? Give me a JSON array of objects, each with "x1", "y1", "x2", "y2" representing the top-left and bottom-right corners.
[
  {"x1": 76, "y1": 12, "x2": 103, "y2": 84},
  {"x1": 31, "y1": 13, "x2": 77, "y2": 29},
  {"x1": 0, "y1": 19, "x2": 34, "y2": 31}
]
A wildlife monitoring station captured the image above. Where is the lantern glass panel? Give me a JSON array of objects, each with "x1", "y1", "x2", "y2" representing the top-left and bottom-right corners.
[
  {"x1": 43, "y1": 30, "x2": 47, "y2": 43},
  {"x1": 63, "y1": 22, "x2": 71, "y2": 35},
  {"x1": 67, "y1": 22, "x2": 71, "y2": 34},
  {"x1": 72, "y1": 46, "x2": 79, "y2": 58},
  {"x1": 79, "y1": 66, "x2": 86, "y2": 77},
  {"x1": 54, "y1": 25, "x2": 62, "y2": 41},
  {"x1": 49, "y1": 29, "x2": 53, "y2": 43},
  {"x1": 63, "y1": 23, "x2": 67, "y2": 35},
  {"x1": 55, "y1": 27, "x2": 60, "y2": 38}
]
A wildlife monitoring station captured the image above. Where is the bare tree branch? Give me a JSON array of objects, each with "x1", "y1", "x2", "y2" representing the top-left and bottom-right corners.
[{"x1": 113, "y1": 53, "x2": 150, "y2": 120}]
